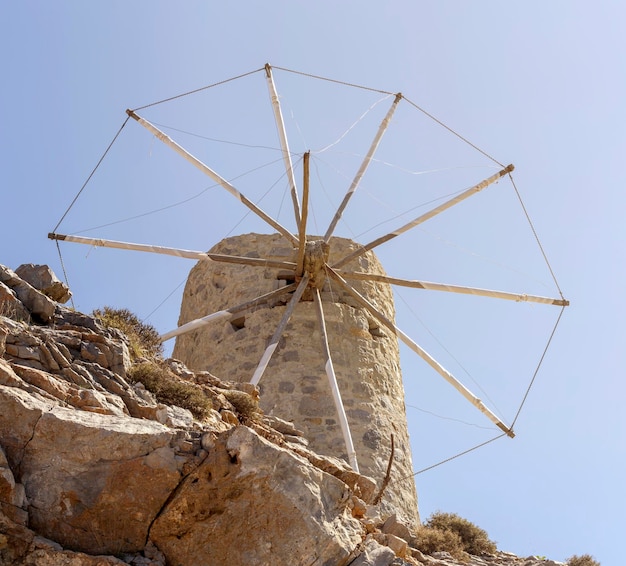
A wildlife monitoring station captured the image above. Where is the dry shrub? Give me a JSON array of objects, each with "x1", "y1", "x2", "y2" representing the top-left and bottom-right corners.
[
  {"x1": 220, "y1": 389, "x2": 262, "y2": 422},
  {"x1": 413, "y1": 511, "x2": 497, "y2": 561},
  {"x1": 567, "y1": 555, "x2": 601, "y2": 566},
  {"x1": 425, "y1": 512, "x2": 497, "y2": 556},
  {"x1": 93, "y1": 306, "x2": 162, "y2": 360},
  {"x1": 413, "y1": 524, "x2": 468, "y2": 561},
  {"x1": 129, "y1": 361, "x2": 212, "y2": 420}
]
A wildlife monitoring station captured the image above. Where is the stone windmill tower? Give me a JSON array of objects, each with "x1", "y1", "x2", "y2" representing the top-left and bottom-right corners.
[{"x1": 172, "y1": 231, "x2": 421, "y2": 525}]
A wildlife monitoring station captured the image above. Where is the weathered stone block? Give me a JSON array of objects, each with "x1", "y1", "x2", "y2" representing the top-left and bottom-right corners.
[
  {"x1": 15, "y1": 264, "x2": 72, "y2": 304},
  {"x1": 151, "y1": 426, "x2": 363, "y2": 566}
]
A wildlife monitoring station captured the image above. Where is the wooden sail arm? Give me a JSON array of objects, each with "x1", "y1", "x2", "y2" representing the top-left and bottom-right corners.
[
  {"x1": 126, "y1": 109, "x2": 299, "y2": 246},
  {"x1": 336, "y1": 270, "x2": 569, "y2": 307},
  {"x1": 324, "y1": 93, "x2": 403, "y2": 242},
  {"x1": 332, "y1": 164, "x2": 514, "y2": 269},
  {"x1": 265, "y1": 63, "x2": 301, "y2": 227},
  {"x1": 326, "y1": 267, "x2": 515, "y2": 438},
  {"x1": 250, "y1": 273, "x2": 310, "y2": 386},
  {"x1": 48, "y1": 233, "x2": 297, "y2": 270},
  {"x1": 295, "y1": 151, "x2": 310, "y2": 277},
  {"x1": 313, "y1": 288, "x2": 359, "y2": 471},
  {"x1": 160, "y1": 283, "x2": 297, "y2": 342}
]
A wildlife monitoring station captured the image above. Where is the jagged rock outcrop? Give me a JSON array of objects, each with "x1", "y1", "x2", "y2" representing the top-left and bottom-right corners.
[{"x1": 0, "y1": 263, "x2": 566, "y2": 566}]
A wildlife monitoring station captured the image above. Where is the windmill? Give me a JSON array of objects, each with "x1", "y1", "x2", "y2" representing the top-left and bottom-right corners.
[{"x1": 49, "y1": 64, "x2": 568, "y2": 526}]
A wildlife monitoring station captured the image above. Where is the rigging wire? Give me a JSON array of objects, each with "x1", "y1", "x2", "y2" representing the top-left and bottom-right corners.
[
  {"x1": 272, "y1": 65, "x2": 395, "y2": 96},
  {"x1": 397, "y1": 433, "x2": 506, "y2": 481},
  {"x1": 273, "y1": 65, "x2": 505, "y2": 170},
  {"x1": 151, "y1": 122, "x2": 283, "y2": 153},
  {"x1": 132, "y1": 67, "x2": 265, "y2": 111},
  {"x1": 312, "y1": 94, "x2": 393, "y2": 154},
  {"x1": 395, "y1": 289, "x2": 506, "y2": 420},
  {"x1": 52, "y1": 116, "x2": 130, "y2": 234},
  {"x1": 143, "y1": 278, "x2": 187, "y2": 323},
  {"x1": 225, "y1": 154, "x2": 303, "y2": 238},
  {"x1": 71, "y1": 156, "x2": 286, "y2": 235},
  {"x1": 55, "y1": 242, "x2": 75, "y2": 311},
  {"x1": 406, "y1": 403, "x2": 494, "y2": 431},
  {"x1": 354, "y1": 187, "x2": 471, "y2": 240},
  {"x1": 510, "y1": 305, "x2": 566, "y2": 429},
  {"x1": 403, "y1": 96, "x2": 505, "y2": 168},
  {"x1": 397, "y1": 308, "x2": 566, "y2": 481},
  {"x1": 509, "y1": 172, "x2": 567, "y2": 300}
]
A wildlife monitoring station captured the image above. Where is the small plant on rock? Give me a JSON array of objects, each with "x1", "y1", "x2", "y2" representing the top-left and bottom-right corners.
[
  {"x1": 567, "y1": 554, "x2": 601, "y2": 566},
  {"x1": 128, "y1": 360, "x2": 213, "y2": 420},
  {"x1": 93, "y1": 306, "x2": 162, "y2": 361}
]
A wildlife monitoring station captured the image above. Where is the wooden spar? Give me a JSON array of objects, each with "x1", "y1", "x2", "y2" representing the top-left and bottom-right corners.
[
  {"x1": 47, "y1": 233, "x2": 297, "y2": 270},
  {"x1": 250, "y1": 274, "x2": 310, "y2": 386},
  {"x1": 336, "y1": 271, "x2": 570, "y2": 307},
  {"x1": 332, "y1": 164, "x2": 515, "y2": 269},
  {"x1": 265, "y1": 64, "x2": 301, "y2": 227},
  {"x1": 313, "y1": 288, "x2": 359, "y2": 471},
  {"x1": 296, "y1": 151, "x2": 310, "y2": 277},
  {"x1": 125, "y1": 109, "x2": 299, "y2": 246},
  {"x1": 326, "y1": 267, "x2": 515, "y2": 438},
  {"x1": 324, "y1": 93, "x2": 403, "y2": 242},
  {"x1": 160, "y1": 283, "x2": 297, "y2": 342}
]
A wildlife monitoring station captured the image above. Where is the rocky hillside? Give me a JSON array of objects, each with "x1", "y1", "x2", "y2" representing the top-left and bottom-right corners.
[{"x1": 0, "y1": 263, "x2": 568, "y2": 566}]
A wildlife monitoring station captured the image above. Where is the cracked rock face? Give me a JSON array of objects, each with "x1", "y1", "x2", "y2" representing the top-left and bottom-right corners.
[
  {"x1": 151, "y1": 426, "x2": 363, "y2": 566},
  {"x1": 0, "y1": 263, "x2": 384, "y2": 565},
  {"x1": 0, "y1": 263, "x2": 567, "y2": 566}
]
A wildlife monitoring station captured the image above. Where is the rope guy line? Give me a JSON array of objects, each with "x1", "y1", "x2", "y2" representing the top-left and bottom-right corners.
[
  {"x1": 510, "y1": 305, "x2": 567, "y2": 429},
  {"x1": 509, "y1": 172, "x2": 567, "y2": 300},
  {"x1": 397, "y1": 433, "x2": 506, "y2": 481},
  {"x1": 403, "y1": 97, "x2": 505, "y2": 168},
  {"x1": 132, "y1": 67, "x2": 265, "y2": 111},
  {"x1": 55, "y1": 241, "x2": 75, "y2": 311},
  {"x1": 272, "y1": 65, "x2": 395, "y2": 96},
  {"x1": 52, "y1": 116, "x2": 130, "y2": 234}
]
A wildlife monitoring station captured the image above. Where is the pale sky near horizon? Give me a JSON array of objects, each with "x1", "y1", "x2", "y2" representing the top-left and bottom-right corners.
[{"x1": 2, "y1": 3, "x2": 624, "y2": 565}]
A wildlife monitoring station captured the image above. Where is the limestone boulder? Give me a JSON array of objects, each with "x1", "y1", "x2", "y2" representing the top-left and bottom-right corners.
[
  {"x1": 349, "y1": 537, "x2": 397, "y2": 566},
  {"x1": 150, "y1": 425, "x2": 364, "y2": 566},
  {"x1": 0, "y1": 384, "x2": 190, "y2": 555},
  {"x1": 15, "y1": 264, "x2": 72, "y2": 304},
  {"x1": 0, "y1": 265, "x2": 56, "y2": 322}
]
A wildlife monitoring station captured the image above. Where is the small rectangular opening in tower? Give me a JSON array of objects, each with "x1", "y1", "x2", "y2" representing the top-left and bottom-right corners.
[{"x1": 230, "y1": 316, "x2": 245, "y2": 331}]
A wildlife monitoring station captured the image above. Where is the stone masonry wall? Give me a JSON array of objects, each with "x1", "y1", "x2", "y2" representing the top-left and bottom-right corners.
[{"x1": 172, "y1": 233, "x2": 419, "y2": 527}]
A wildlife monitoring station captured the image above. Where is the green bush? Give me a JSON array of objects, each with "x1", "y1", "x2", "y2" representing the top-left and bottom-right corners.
[
  {"x1": 128, "y1": 361, "x2": 213, "y2": 420},
  {"x1": 567, "y1": 554, "x2": 601, "y2": 566},
  {"x1": 93, "y1": 306, "x2": 162, "y2": 361}
]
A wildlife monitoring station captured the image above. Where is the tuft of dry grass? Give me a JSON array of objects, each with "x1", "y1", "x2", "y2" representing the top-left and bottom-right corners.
[
  {"x1": 93, "y1": 306, "x2": 162, "y2": 361},
  {"x1": 220, "y1": 389, "x2": 262, "y2": 423},
  {"x1": 128, "y1": 361, "x2": 213, "y2": 421}
]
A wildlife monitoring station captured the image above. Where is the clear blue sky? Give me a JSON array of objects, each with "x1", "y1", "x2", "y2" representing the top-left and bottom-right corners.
[{"x1": 1, "y1": 3, "x2": 623, "y2": 564}]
